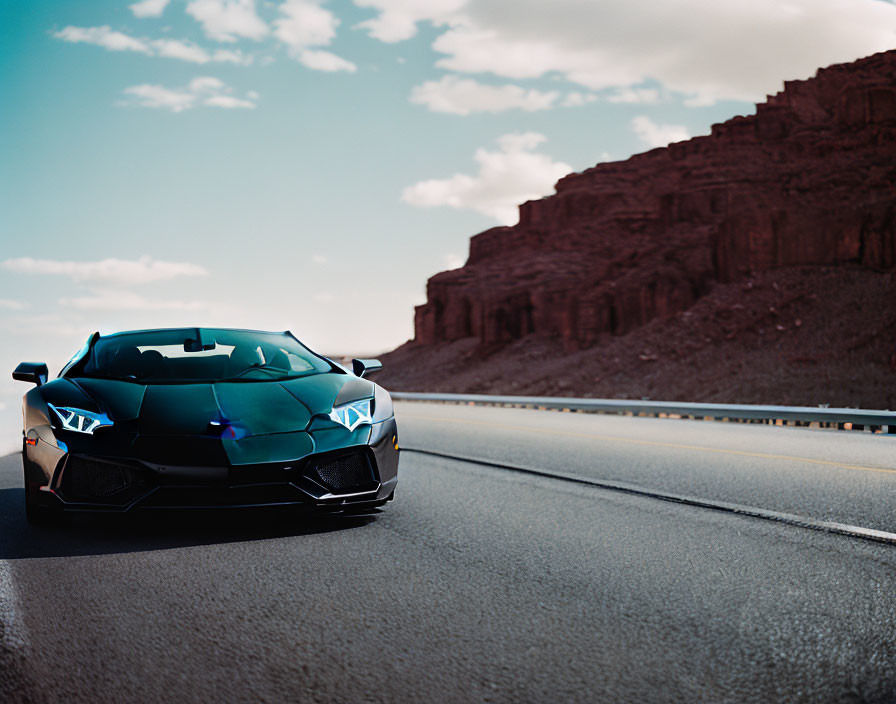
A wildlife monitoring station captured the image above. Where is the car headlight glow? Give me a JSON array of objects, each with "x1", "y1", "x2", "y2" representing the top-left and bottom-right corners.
[
  {"x1": 48, "y1": 404, "x2": 113, "y2": 435},
  {"x1": 329, "y1": 399, "x2": 372, "y2": 431}
]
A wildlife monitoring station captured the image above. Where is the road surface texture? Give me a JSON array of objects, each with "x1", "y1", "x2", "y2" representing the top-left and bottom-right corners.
[{"x1": 1, "y1": 401, "x2": 894, "y2": 703}]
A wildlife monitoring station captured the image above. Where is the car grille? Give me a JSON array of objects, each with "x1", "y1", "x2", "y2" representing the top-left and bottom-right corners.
[
  {"x1": 310, "y1": 452, "x2": 376, "y2": 493},
  {"x1": 141, "y1": 483, "x2": 308, "y2": 508},
  {"x1": 62, "y1": 456, "x2": 134, "y2": 498}
]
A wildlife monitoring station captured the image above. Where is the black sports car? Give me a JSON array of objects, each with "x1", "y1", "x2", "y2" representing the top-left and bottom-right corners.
[{"x1": 13, "y1": 327, "x2": 398, "y2": 524}]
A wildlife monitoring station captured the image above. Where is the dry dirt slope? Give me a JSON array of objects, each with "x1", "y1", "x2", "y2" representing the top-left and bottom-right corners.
[{"x1": 378, "y1": 266, "x2": 896, "y2": 409}]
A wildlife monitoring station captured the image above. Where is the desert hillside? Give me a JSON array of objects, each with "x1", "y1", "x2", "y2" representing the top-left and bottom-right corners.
[{"x1": 380, "y1": 50, "x2": 896, "y2": 408}]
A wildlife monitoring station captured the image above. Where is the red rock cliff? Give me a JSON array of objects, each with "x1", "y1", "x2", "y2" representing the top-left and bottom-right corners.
[{"x1": 412, "y1": 50, "x2": 896, "y2": 351}]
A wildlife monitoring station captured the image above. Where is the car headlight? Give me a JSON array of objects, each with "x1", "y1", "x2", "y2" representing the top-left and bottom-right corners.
[
  {"x1": 329, "y1": 399, "x2": 372, "y2": 431},
  {"x1": 48, "y1": 404, "x2": 113, "y2": 434}
]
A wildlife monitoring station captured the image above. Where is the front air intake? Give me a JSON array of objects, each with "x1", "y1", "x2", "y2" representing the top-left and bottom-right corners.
[
  {"x1": 309, "y1": 452, "x2": 377, "y2": 494},
  {"x1": 60, "y1": 456, "x2": 134, "y2": 499}
]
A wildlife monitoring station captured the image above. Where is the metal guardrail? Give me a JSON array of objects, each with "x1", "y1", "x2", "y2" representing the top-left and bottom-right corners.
[{"x1": 391, "y1": 392, "x2": 896, "y2": 432}]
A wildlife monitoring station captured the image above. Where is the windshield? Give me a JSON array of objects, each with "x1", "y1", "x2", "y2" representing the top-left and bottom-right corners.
[{"x1": 78, "y1": 328, "x2": 332, "y2": 383}]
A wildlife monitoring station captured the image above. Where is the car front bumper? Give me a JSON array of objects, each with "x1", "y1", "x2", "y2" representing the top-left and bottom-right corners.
[{"x1": 27, "y1": 417, "x2": 399, "y2": 515}]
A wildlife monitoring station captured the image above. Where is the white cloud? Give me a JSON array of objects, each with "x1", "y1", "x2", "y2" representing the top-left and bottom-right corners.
[
  {"x1": 607, "y1": 87, "x2": 661, "y2": 105},
  {"x1": 53, "y1": 26, "x2": 253, "y2": 65},
  {"x1": 274, "y1": 0, "x2": 338, "y2": 48},
  {"x1": 0, "y1": 300, "x2": 27, "y2": 311},
  {"x1": 213, "y1": 48, "x2": 253, "y2": 65},
  {"x1": 123, "y1": 77, "x2": 257, "y2": 111},
  {"x1": 402, "y1": 132, "x2": 571, "y2": 225},
  {"x1": 54, "y1": 25, "x2": 151, "y2": 54},
  {"x1": 410, "y1": 75, "x2": 559, "y2": 115},
  {"x1": 130, "y1": 0, "x2": 171, "y2": 18},
  {"x1": 444, "y1": 253, "x2": 464, "y2": 269},
  {"x1": 298, "y1": 49, "x2": 357, "y2": 73},
  {"x1": 561, "y1": 92, "x2": 597, "y2": 108},
  {"x1": 273, "y1": 1, "x2": 356, "y2": 72},
  {"x1": 356, "y1": 0, "x2": 896, "y2": 105},
  {"x1": 124, "y1": 84, "x2": 198, "y2": 112},
  {"x1": 151, "y1": 40, "x2": 253, "y2": 65},
  {"x1": 431, "y1": 21, "x2": 640, "y2": 85},
  {"x1": 152, "y1": 38, "x2": 214, "y2": 64},
  {"x1": 1, "y1": 256, "x2": 209, "y2": 285},
  {"x1": 354, "y1": 0, "x2": 465, "y2": 42},
  {"x1": 190, "y1": 76, "x2": 226, "y2": 92},
  {"x1": 61, "y1": 290, "x2": 207, "y2": 311},
  {"x1": 186, "y1": 0, "x2": 269, "y2": 42},
  {"x1": 204, "y1": 94, "x2": 257, "y2": 108},
  {"x1": 631, "y1": 116, "x2": 689, "y2": 148}
]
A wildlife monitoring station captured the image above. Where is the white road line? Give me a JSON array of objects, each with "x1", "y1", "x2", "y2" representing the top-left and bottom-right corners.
[{"x1": 404, "y1": 447, "x2": 896, "y2": 546}]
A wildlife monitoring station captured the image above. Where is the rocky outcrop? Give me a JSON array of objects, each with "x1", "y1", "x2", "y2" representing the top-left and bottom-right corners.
[
  {"x1": 411, "y1": 50, "x2": 896, "y2": 352},
  {"x1": 380, "y1": 266, "x2": 896, "y2": 409}
]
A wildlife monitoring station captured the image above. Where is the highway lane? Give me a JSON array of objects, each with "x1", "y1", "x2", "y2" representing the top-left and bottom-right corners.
[
  {"x1": 396, "y1": 402, "x2": 896, "y2": 534},
  {"x1": 0, "y1": 405, "x2": 893, "y2": 702}
]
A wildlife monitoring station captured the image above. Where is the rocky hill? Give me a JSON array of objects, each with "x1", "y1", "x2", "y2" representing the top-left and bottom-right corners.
[{"x1": 380, "y1": 50, "x2": 896, "y2": 408}]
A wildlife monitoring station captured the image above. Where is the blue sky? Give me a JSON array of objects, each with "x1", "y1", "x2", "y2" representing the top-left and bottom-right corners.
[{"x1": 1, "y1": 0, "x2": 894, "y2": 452}]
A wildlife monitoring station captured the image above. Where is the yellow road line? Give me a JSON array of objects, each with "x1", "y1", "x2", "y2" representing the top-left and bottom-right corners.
[{"x1": 401, "y1": 414, "x2": 896, "y2": 476}]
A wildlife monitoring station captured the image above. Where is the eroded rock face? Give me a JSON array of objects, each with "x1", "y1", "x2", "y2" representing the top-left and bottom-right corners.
[{"x1": 412, "y1": 50, "x2": 896, "y2": 351}]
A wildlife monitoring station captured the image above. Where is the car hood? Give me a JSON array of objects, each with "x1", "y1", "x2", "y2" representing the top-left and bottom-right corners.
[{"x1": 40, "y1": 373, "x2": 375, "y2": 466}]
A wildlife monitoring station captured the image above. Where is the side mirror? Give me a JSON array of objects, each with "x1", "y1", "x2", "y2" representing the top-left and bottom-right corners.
[
  {"x1": 13, "y1": 362, "x2": 49, "y2": 386},
  {"x1": 352, "y1": 358, "x2": 383, "y2": 378}
]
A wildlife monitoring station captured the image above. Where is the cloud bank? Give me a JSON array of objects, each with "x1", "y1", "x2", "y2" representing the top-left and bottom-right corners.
[
  {"x1": 2, "y1": 257, "x2": 211, "y2": 312},
  {"x1": 1, "y1": 256, "x2": 209, "y2": 285},
  {"x1": 355, "y1": 0, "x2": 896, "y2": 105}
]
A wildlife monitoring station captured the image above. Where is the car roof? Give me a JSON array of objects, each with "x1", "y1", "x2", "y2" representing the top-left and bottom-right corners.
[{"x1": 100, "y1": 327, "x2": 291, "y2": 339}]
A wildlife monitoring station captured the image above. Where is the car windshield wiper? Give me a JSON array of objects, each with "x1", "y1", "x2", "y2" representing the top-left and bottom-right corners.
[{"x1": 82, "y1": 372, "x2": 140, "y2": 382}]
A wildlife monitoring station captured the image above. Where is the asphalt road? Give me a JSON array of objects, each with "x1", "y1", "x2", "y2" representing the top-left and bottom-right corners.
[{"x1": 1, "y1": 402, "x2": 895, "y2": 703}]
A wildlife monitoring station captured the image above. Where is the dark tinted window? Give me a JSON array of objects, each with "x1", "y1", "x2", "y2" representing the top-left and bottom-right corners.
[{"x1": 81, "y1": 329, "x2": 331, "y2": 383}]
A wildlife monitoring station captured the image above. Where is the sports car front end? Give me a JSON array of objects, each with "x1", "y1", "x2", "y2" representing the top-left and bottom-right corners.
[{"x1": 15, "y1": 328, "x2": 399, "y2": 523}]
